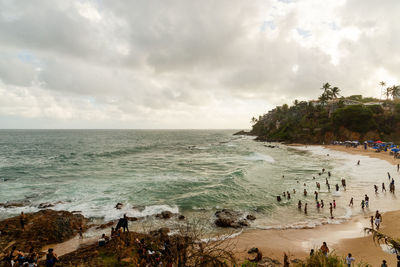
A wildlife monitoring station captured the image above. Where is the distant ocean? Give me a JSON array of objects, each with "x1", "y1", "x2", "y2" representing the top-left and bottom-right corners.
[{"x1": 0, "y1": 130, "x2": 398, "y2": 234}]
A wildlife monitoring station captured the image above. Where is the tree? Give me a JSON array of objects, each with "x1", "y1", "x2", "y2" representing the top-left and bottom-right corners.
[
  {"x1": 251, "y1": 117, "x2": 258, "y2": 124},
  {"x1": 321, "y1": 83, "x2": 331, "y2": 95},
  {"x1": 318, "y1": 93, "x2": 329, "y2": 105},
  {"x1": 380, "y1": 81, "x2": 386, "y2": 101},
  {"x1": 385, "y1": 86, "x2": 392, "y2": 100},
  {"x1": 330, "y1": 87, "x2": 340, "y2": 99},
  {"x1": 391, "y1": 85, "x2": 400, "y2": 99}
]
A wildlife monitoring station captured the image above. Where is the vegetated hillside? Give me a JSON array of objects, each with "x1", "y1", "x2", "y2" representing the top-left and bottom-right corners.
[{"x1": 251, "y1": 95, "x2": 400, "y2": 144}]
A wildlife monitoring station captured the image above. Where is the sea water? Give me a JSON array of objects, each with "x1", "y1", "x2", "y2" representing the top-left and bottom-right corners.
[{"x1": 0, "y1": 130, "x2": 398, "y2": 234}]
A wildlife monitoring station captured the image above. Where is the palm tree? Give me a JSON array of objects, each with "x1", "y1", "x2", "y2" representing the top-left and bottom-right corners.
[
  {"x1": 321, "y1": 83, "x2": 331, "y2": 95},
  {"x1": 330, "y1": 87, "x2": 340, "y2": 99},
  {"x1": 391, "y1": 85, "x2": 400, "y2": 99},
  {"x1": 250, "y1": 117, "x2": 258, "y2": 124},
  {"x1": 380, "y1": 81, "x2": 386, "y2": 101},
  {"x1": 385, "y1": 87, "x2": 392, "y2": 100},
  {"x1": 364, "y1": 227, "x2": 400, "y2": 254},
  {"x1": 318, "y1": 93, "x2": 328, "y2": 105}
]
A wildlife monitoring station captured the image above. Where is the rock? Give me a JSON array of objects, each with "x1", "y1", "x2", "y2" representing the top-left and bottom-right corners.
[
  {"x1": 115, "y1": 203, "x2": 123, "y2": 209},
  {"x1": 178, "y1": 215, "x2": 185, "y2": 220},
  {"x1": 128, "y1": 217, "x2": 138, "y2": 222},
  {"x1": 214, "y1": 209, "x2": 247, "y2": 228},
  {"x1": 150, "y1": 227, "x2": 170, "y2": 238},
  {"x1": 246, "y1": 214, "x2": 256, "y2": 220},
  {"x1": 248, "y1": 247, "x2": 259, "y2": 254},
  {"x1": 160, "y1": 211, "x2": 172, "y2": 219},
  {"x1": 2, "y1": 201, "x2": 30, "y2": 208},
  {"x1": 0, "y1": 209, "x2": 88, "y2": 252},
  {"x1": 233, "y1": 130, "x2": 252, "y2": 136},
  {"x1": 95, "y1": 221, "x2": 114, "y2": 229},
  {"x1": 38, "y1": 202, "x2": 55, "y2": 209},
  {"x1": 259, "y1": 257, "x2": 281, "y2": 266},
  {"x1": 38, "y1": 201, "x2": 63, "y2": 209}
]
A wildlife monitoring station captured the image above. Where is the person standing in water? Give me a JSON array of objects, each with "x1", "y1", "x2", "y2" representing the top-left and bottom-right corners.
[
  {"x1": 304, "y1": 189, "x2": 307, "y2": 196},
  {"x1": 382, "y1": 183, "x2": 386, "y2": 192},
  {"x1": 304, "y1": 203, "x2": 308, "y2": 214},
  {"x1": 321, "y1": 199, "x2": 324, "y2": 208},
  {"x1": 298, "y1": 200, "x2": 302, "y2": 210},
  {"x1": 333, "y1": 200, "x2": 336, "y2": 209},
  {"x1": 314, "y1": 191, "x2": 318, "y2": 200},
  {"x1": 388, "y1": 172, "x2": 391, "y2": 180},
  {"x1": 357, "y1": 160, "x2": 360, "y2": 165},
  {"x1": 329, "y1": 203, "x2": 333, "y2": 218},
  {"x1": 374, "y1": 185, "x2": 378, "y2": 193},
  {"x1": 349, "y1": 197, "x2": 354, "y2": 207},
  {"x1": 361, "y1": 200, "x2": 365, "y2": 209},
  {"x1": 341, "y1": 178, "x2": 346, "y2": 190},
  {"x1": 365, "y1": 195, "x2": 369, "y2": 208}
]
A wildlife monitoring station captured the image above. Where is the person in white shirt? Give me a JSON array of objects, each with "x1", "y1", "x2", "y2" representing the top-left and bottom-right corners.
[{"x1": 346, "y1": 253, "x2": 355, "y2": 267}]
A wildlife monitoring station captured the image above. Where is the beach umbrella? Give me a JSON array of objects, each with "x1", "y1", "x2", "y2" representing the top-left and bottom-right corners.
[{"x1": 376, "y1": 141, "x2": 383, "y2": 143}]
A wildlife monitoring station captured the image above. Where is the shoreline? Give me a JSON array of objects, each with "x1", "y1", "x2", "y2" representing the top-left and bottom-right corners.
[{"x1": 230, "y1": 143, "x2": 400, "y2": 265}]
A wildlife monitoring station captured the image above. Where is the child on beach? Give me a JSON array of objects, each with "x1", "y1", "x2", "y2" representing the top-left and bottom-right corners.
[{"x1": 346, "y1": 253, "x2": 355, "y2": 267}]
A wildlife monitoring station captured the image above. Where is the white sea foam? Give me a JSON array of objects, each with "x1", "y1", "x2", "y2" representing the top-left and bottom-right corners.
[{"x1": 244, "y1": 152, "x2": 275, "y2": 163}]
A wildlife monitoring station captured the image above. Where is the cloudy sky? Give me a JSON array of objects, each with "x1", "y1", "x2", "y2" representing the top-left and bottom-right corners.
[{"x1": 0, "y1": 0, "x2": 399, "y2": 129}]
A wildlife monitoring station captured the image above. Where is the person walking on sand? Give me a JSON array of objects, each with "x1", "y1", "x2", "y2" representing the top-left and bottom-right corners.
[
  {"x1": 320, "y1": 242, "x2": 329, "y2": 257},
  {"x1": 349, "y1": 197, "x2": 354, "y2": 207},
  {"x1": 382, "y1": 183, "x2": 386, "y2": 192},
  {"x1": 375, "y1": 185, "x2": 379, "y2": 193},
  {"x1": 329, "y1": 203, "x2": 333, "y2": 218},
  {"x1": 375, "y1": 210, "x2": 382, "y2": 230},
  {"x1": 346, "y1": 253, "x2": 355, "y2": 267}
]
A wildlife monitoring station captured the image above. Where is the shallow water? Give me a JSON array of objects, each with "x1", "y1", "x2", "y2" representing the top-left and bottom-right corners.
[{"x1": 0, "y1": 130, "x2": 398, "y2": 234}]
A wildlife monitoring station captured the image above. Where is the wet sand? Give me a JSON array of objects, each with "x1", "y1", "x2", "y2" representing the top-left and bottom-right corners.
[{"x1": 231, "y1": 145, "x2": 400, "y2": 265}]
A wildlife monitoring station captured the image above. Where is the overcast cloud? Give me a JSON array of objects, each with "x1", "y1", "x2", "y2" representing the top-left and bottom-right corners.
[{"x1": 0, "y1": 0, "x2": 399, "y2": 129}]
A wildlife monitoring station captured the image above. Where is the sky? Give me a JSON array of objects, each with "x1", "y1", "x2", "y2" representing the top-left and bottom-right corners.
[{"x1": 0, "y1": 0, "x2": 399, "y2": 129}]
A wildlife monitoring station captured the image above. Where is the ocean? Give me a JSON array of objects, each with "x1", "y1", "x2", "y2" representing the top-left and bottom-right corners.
[{"x1": 0, "y1": 130, "x2": 398, "y2": 235}]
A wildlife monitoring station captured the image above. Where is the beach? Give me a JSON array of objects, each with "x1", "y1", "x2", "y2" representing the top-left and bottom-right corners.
[{"x1": 231, "y1": 144, "x2": 400, "y2": 265}]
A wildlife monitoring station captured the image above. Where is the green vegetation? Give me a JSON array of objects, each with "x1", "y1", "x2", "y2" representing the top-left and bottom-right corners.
[{"x1": 251, "y1": 82, "x2": 400, "y2": 143}]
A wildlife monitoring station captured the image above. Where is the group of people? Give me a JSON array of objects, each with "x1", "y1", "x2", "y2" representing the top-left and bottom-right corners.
[{"x1": 1, "y1": 246, "x2": 58, "y2": 267}]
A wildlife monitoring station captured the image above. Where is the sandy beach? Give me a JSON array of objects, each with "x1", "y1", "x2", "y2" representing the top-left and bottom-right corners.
[{"x1": 232, "y1": 145, "x2": 400, "y2": 265}]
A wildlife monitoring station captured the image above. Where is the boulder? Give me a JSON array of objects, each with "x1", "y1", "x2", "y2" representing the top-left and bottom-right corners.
[
  {"x1": 160, "y1": 211, "x2": 172, "y2": 219},
  {"x1": 178, "y1": 215, "x2": 185, "y2": 220},
  {"x1": 214, "y1": 209, "x2": 249, "y2": 228},
  {"x1": 0, "y1": 209, "x2": 88, "y2": 252},
  {"x1": 128, "y1": 217, "x2": 138, "y2": 222},
  {"x1": 95, "y1": 221, "x2": 114, "y2": 230},
  {"x1": 246, "y1": 214, "x2": 256, "y2": 221}
]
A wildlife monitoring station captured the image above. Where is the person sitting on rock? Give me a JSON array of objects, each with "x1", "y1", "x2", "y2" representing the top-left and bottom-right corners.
[
  {"x1": 98, "y1": 234, "x2": 108, "y2": 247},
  {"x1": 45, "y1": 248, "x2": 59, "y2": 267}
]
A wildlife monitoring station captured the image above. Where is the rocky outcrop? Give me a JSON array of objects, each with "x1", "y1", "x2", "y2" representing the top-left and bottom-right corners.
[
  {"x1": 214, "y1": 209, "x2": 250, "y2": 228},
  {"x1": 0, "y1": 200, "x2": 30, "y2": 208},
  {"x1": 233, "y1": 130, "x2": 252, "y2": 136},
  {"x1": 0, "y1": 209, "x2": 88, "y2": 252}
]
